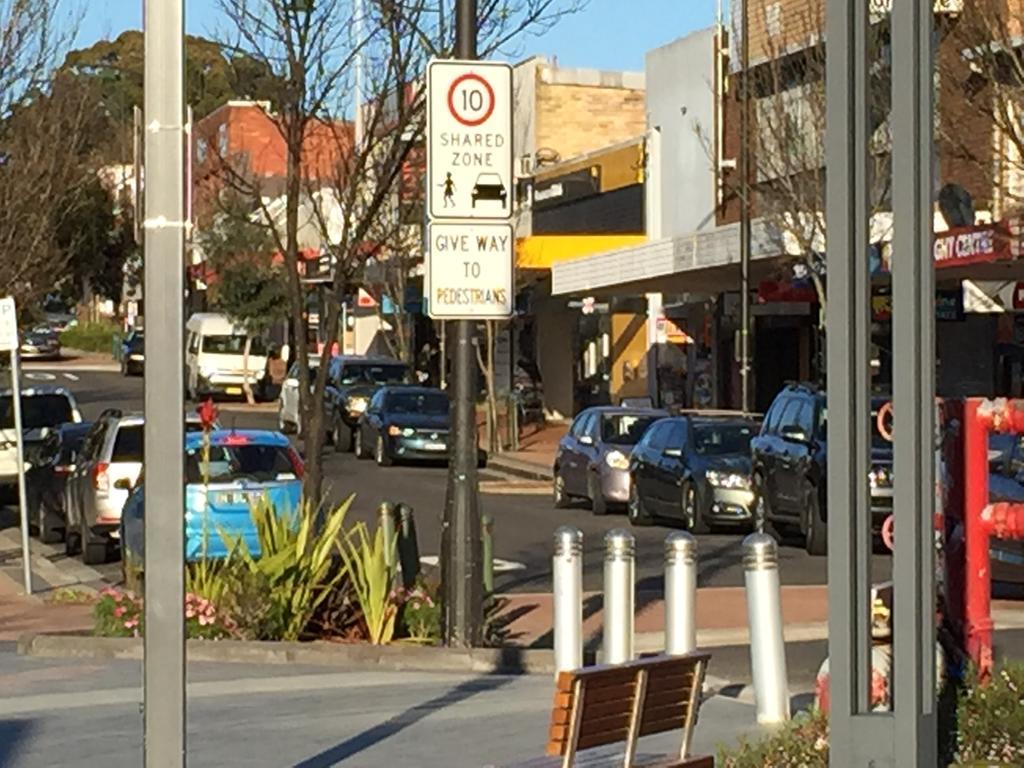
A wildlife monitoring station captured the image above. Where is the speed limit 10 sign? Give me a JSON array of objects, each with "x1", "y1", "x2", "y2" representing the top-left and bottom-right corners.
[{"x1": 427, "y1": 59, "x2": 513, "y2": 222}]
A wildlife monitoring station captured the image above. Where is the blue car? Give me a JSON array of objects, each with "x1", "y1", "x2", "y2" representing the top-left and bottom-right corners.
[{"x1": 120, "y1": 430, "x2": 303, "y2": 569}]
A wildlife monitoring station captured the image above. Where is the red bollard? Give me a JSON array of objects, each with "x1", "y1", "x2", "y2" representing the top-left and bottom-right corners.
[{"x1": 963, "y1": 399, "x2": 993, "y2": 678}]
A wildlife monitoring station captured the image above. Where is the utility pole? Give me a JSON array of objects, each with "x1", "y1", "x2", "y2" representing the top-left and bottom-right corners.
[
  {"x1": 738, "y1": 0, "x2": 752, "y2": 414},
  {"x1": 441, "y1": 0, "x2": 484, "y2": 648},
  {"x1": 143, "y1": 0, "x2": 186, "y2": 766}
]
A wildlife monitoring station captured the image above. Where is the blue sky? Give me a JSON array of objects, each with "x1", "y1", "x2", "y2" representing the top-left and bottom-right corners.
[{"x1": 76, "y1": 0, "x2": 717, "y2": 73}]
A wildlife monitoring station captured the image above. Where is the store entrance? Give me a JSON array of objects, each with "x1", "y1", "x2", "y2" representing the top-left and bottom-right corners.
[{"x1": 754, "y1": 323, "x2": 803, "y2": 412}]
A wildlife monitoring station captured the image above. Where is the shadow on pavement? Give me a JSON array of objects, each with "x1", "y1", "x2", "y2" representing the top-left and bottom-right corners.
[
  {"x1": 0, "y1": 719, "x2": 33, "y2": 766},
  {"x1": 290, "y1": 675, "x2": 516, "y2": 767}
]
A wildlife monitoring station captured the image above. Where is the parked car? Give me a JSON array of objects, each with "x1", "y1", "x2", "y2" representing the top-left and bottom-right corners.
[
  {"x1": 64, "y1": 410, "x2": 213, "y2": 564},
  {"x1": 354, "y1": 385, "x2": 486, "y2": 467},
  {"x1": 19, "y1": 326, "x2": 61, "y2": 359},
  {"x1": 25, "y1": 422, "x2": 93, "y2": 543},
  {"x1": 750, "y1": 383, "x2": 894, "y2": 556},
  {"x1": 553, "y1": 406, "x2": 667, "y2": 514},
  {"x1": 185, "y1": 313, "x2": 267, "y2": 400},
  {"x1": 120, "y1": 430, "x2": 304, "y2": 574},
  {"x1": 986, "y1": 433, "x2": 1024, "y2": 583},
  {"x1": 628, "y1": 414, "x2": 759, "y2": 531},
  {"x1": 326, "y1": 356, "x2": 411, "y2": 451},
  {"x1": 120, "y1": 329, "x2": 144, "y2": 376},
  {"x1": 43, "y1": 311, "x2": 76, "y2": 333},
  {"x1": 0, "y1": 386, "x2": 83, "y2": 490},
  {"x1": 277, "y1": 356, "x2": 328, "y2": 434}
]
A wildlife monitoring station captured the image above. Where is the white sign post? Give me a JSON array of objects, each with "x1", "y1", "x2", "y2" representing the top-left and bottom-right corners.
[
  {"x1": 427, "y1": 59, "x2": 514, "y2": 320},
  {"x1": 0, "y1": 296, "x2": 31, "y2": 594}
]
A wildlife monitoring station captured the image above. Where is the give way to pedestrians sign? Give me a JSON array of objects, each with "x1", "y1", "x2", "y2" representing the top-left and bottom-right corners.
[{"x1": 427, "y1": 59, "x2": 513, "y2": 222}]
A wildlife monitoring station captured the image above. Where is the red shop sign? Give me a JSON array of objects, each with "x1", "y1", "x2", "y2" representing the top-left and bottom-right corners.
[{"x1": 933, "y1": 225, "x2": 1010, "y2": 267}]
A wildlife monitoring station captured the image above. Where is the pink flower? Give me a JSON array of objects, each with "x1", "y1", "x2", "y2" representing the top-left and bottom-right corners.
[
  {"x1": 124, "y1": 618, "x2": 139, "y2": 629},
  {"x1": 113, "y1": 606, "x2": 126, "y2": 618},
  {"x1": 198, "y1": 615, "x2": 213, "y2": 627},
  {"x1": 185, "y1": 606, "x2": 197, "y2": 619}
]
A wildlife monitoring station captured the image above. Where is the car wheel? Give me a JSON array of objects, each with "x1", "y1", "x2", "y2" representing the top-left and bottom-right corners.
[
  {"x1": 627, "y1": 481, "x2": 653, "y2": 527},
  {"x1": 333, "y1": 416, "x2": 352, "y2": 453},
  {"x1": 375, "y1": 435, "x2": 393, "y2": 467},
  {"x1": 553, "y1": 470, "x2": 572, "y2": 509},
  {"x1": 682, "y1": 481, "x2": 708, "y2": 534},
  {"x1": 588, "y1": 474, "x2": 608, "y2": 516},
  {"x1": 354, "y1": 429, "x2": 370, "y2": 459},
  {"x1": 803, "y1": 482, "x2": 827, "y2": 556},
  {"x1": 80, "y1": 518, "x2": 107, "y2": 566}
]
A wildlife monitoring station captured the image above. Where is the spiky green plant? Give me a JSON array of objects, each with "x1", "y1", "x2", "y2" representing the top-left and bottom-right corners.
[{"x1": 338, "y1": 521, "x2": 398, "y2": 645}]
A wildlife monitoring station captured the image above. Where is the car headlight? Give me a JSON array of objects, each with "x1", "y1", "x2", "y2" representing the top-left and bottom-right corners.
[
  {"x1": 387, "y1": 425, "x2": 415, "y2": 437},
  {"x1": 348, "y1": 396, "x2": 368, "y2": 412},
  {"x1": 706, "y1": 470, "x2": 750, "y2": 490},
  {"x1": 605, "y1": 450, "x2": 630, "y2": 470}
]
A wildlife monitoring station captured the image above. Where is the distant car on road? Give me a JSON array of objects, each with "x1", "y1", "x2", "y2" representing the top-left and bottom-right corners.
[
  {"x1": 185, "y1": 313, "x2": 267, "y2": 400},
  {"x1": 120, "y1": 430, "x2": 304, "y2": 574},
  {"x1": 553, "y1": 406, "x2": 667, "y2": 515},
  {"x1": 64, "y1": 410, "x2": 213, "y2": 564},
  {"x1": 0, "y1": 386, "x2": 82, "y2": 490},
  {"x1": 19, "y1": 326, "x2": 61, "y2": 359},
  {"x1": 354, "y1": 385, "x2": 485, "y2": 467},
  {"x1": 277, "y1": 356, "x2": 328, "y2": 434},
  {"x1": 325, "y1": 356, "x2": 411, "y2": 451},
  {"x1": 25, "y1": 422, "x2": 93, "y2": 543},
  {"x1": 471, "y1": 173, "x2": 507, "y2": 209},
  {"x1": 628, "y1": 414, "x2": 758, "y2": 531},
  {"x1": 120, "y1": 329, "x2": 144, "y2": 376}
]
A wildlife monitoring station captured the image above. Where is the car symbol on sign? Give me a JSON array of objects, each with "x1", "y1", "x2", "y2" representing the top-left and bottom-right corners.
[{"x1": 472, "y1": 173, "x2": 507, "y2": 209}]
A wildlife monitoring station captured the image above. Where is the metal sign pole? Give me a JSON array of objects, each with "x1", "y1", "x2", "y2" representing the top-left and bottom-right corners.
[
  {"x1": 143, "y1": 1, "x2": 186, "y2": 766},
  {"x1": 11, "y1": 349, "x2": 31, "y2": 594}
]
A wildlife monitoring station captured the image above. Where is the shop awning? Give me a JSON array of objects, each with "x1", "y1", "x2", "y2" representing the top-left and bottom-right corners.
[{"x1": 516, "y1": 235, "x2": 646, "y2": 271}]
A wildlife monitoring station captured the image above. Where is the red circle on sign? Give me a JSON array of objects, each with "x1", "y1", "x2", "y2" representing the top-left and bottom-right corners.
[{"x1": 447, "y1": 73, "x2": 495, "y2": 127}]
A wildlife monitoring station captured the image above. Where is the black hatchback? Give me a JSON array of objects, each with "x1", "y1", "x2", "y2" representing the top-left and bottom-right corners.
[
  {"x1": 628, "y1": 414, "x2": 758, "y2": 531},
  {"x1": 26, "y1": 421, "x2": 93, "y2": 543}
]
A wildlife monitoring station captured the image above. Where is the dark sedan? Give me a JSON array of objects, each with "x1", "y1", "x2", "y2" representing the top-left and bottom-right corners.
[
  {"x1": 26, "y1": 421, "x2": 92, "y2": 543},
  {"x1": 628, "y1": 415, "x2": 758, "y2": 531},
  {"x1": 354, "y1": 386, "x2": 486, "y2": 468},
  {"x1": 553, "y1": 406, "x2": 667, "y2": 514},
  {"x1": 20, "y1": 327, "x2": 61, "y2": 359}
]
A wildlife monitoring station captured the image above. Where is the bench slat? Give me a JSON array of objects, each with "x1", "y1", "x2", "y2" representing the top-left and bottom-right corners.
[
  {"x1": 549, "y1": 712, "x2": 633, "y2": 745},
  {"x1": 645, "y1": 671, "x2": 697, "y2": 695},
  {"x1": 552, "y1": 699, "x2": 635, "y2": 725},
  {"x1": 554, "y1": 682, "x2": 637, "y2": 709},
  {"x1": 643, "y1": 687, "x2": 692, "y2": 710}
]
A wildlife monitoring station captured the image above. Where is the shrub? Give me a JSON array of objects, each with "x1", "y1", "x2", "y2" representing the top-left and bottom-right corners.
[
  {"x1": 718, "y1": 709, "x2": 829, "y2": 768},
  {"x1": 955, "y1": 663, "x2": 1024, "y2": 765},
  {"x1": 92, "y1": 587, "x2": 235, "y2": 640},
  {"x1": 60, "y1": 320, "x2": 119, "y2": 354},
  {"x1": 396, "y1": 580, "x2": 441, "y2": 643},
  {"x1": 338, "y1": 521, "x2": 399, "y2": 645}
]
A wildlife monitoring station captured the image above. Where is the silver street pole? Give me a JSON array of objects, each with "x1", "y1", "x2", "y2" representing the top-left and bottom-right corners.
[
  {"x1": 143, "y1": 0, "x2": 186, "y2": 765},
  {"x1": 602, "y1": 529, "x2": 635, "y2": 665},
  {"x1": 664, "y1": 531, "x2": 697, "y2": 655},
  {"x1": 11, "y1": 350, "x2": 31, "y2": 594}
]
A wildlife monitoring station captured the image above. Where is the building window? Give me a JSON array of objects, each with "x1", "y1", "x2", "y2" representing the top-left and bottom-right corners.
[
  {"x1": 196, "y1": 138, "x2": 207, "y2": 165},
  {"x1": 765, "y1": 2, "x2": 782, "y2": 38},
  {"x1": 218, "y1": 124, "x2": 229, "y2": 157}
]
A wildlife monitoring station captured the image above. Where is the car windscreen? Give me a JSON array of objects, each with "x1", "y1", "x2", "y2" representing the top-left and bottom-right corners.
[
  {"x1": 386, "y1": 391, "x2": 449, "y2": 416},
  {"x1": 339, "y1": 363, "x2": 408, "y2": 385},
  {"x1": 185, "y1": 443, "x2": 297, "y2": 484},
  {"x1": 111, "y1": 425, "x2": 144, "y2": 462},
  {"x1": 601, "y1": 414, "x2": 660, "y2": 445},
  {"x1": 201, "y1": 335, "x2": 266, "y2": 356},
  {"x1": 693, "y1": 423, "x2": 755, "y2": 455},
  {"x1": 0, "y1": 394, "x2": 74, "y2": 430}
]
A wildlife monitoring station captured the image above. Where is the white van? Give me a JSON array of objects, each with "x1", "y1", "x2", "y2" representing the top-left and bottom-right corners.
[{"x1": 185, "y1": 313, "x2": 268, "y2": 399}]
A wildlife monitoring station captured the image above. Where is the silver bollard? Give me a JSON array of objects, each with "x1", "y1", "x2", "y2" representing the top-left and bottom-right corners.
[
  {"x1": 553, "y1": 527, "x2": 584, "y2": 677},
  {"x1": 603, "y1": 529, "x2": 635, "y2": 665},
  {"x1": 743, "y1": 532, "x2": 790, "y2": 725},
  {"x1": 664, "y1": 531, "x2": 698, "y2": 655},
  {"x1": 378, "y1": 502, "x2": 396, "y2": 571}
]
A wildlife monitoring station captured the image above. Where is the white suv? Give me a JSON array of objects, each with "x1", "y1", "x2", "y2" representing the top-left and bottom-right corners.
[{"x1": 0, "y1": 386, "x2": 82, "y2": 487}]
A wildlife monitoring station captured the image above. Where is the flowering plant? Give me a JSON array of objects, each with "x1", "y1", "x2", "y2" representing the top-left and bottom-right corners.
[
  {"x1": 394, "y1": 580, "x2": 441, "y2": 642},
  {"x1": 92, "y1": 587, "x2": 236, "y2": 640}
]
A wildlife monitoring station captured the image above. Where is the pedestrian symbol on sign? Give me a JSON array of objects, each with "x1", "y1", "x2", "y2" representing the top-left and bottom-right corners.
[{"x1": 441, "y1": 172, "x2": 456, "y2": 208}]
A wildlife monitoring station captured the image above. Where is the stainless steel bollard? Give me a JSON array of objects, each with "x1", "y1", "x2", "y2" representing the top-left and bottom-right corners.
[
  {"x1": 603, "y1": 529, "x2": 635, "y2": 665},
  {"x1": 664, "y1": 531, "x2": 698, "y2": 655},
  {"x1": 553, "y1": 527, "x2": 584, "y2": 677},
  {"x1": 378, "y1": 501, "x2": 396, "y2": 571},
  {"x1": 396, "y1": 503, "x2": 420, "y2": 590},
  {"x1": 743, "y1": 532, "x2": 790, "y2": 725}
]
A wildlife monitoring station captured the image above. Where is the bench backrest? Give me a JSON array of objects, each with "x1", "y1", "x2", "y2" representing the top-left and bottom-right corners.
[{"x1": 546, "y1": 652, "x2": 710, "y2": 767}]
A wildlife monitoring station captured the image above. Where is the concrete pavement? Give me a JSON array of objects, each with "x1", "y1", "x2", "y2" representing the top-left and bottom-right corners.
[{"x1": 0, "y1": 651, "x2": 762, "y2": 767}]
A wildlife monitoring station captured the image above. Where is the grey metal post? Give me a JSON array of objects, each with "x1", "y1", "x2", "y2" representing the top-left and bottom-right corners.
[
  {"x1": 482, "y1": 514, "x2": 494, "y2": 594},
  {"x1": 11, "y1": 351, "x2": 31, "y2": 594},
  {"x1": 143, "y1": 1, "x2": 186, "y2": 765},
  {"x1": 738, "y1": 0, "x2": 752, "y2": 414},
  {"x1": 553, "y1": 526, "x2": 583, "y2": 677},
  {"x1": 441, "y1": 0, "x2": 483, "y2": 648},
  {"x1": 891, "y1": 0, "x2": 937, "y2": 763},
  {"x1": 603, "y1": 529, "x2": 635, "y2": 665},
  {"x1": 664, "y1": 532, "x2": 697, "y2": 655},
  {"x1": 396, "y1": 503, "x2": 421, "y2": 590},
  {"x1": 743, "y1": 533, "x2": 789, "y2": 725},
  {"x1": 378, "y1": 501, "x2": 396, "y2": 571}
]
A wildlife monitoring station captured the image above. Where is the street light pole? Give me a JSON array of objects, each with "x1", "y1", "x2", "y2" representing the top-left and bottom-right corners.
[
  {"x1": 441, "y1": 0, "x2": 484, "y2": 648},
  {"x1": 143, "y1": 0, "x2": 186, "y2": 766},
  {"x1": 738, "y1": 0, "x2": 752, "y2": 414}
]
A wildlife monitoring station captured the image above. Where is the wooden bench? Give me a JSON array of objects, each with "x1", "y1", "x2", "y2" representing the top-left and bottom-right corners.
[{"x1": 497, "y1": 652, "x2": 713, "y2": 768}]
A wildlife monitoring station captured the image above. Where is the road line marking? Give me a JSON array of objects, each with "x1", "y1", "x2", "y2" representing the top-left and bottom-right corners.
[
  {"x1": 63, "y1": 373, "x2": 79, "y2": 381},
  {"x1": 419, "y1": 554, "x2": 525, "y2": 572}
]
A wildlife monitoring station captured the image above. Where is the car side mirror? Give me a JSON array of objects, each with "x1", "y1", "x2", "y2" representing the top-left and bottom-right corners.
[
  {"x1": 113, "y1": 478, "x2": 133, "y2": 491},
  {"x1": 662, "y1": 447, "x2": 683, "y2": 458},
  {"x1": 781, "y1": 424, "x2": 810, "y2": 444},
  {"x1": 579, "y1": 435, "x2": 594, "y2": 446}
]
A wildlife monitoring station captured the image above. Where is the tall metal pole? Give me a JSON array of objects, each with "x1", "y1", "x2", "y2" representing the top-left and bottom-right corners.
[
  {"x1": 11, "y1": 350, "x2": 31, "y2": 594},
  {"x1": 354, "y1": 0, "x2": 365, "y2": 149},
  {"x1": 738, "y1": 0, "x2": 752, "y2": 413},
  {"x1": 441, "y1": 0, "x2": 483, "y2": 648},
  {"x1": 143, "y1": 1, "x2": 186, "y2": 765}
]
